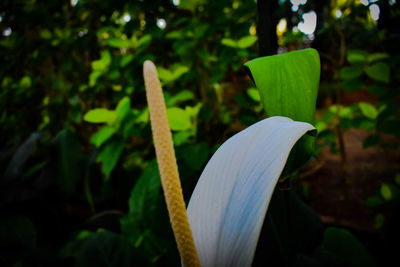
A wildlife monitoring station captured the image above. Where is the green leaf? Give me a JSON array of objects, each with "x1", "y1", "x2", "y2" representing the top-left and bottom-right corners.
[
  {"x1": 221, "y1": 38, "x2": 238, "y2": 48},
  {"x1": 120, "y1": 161, "x2": 171, "y2": 263},
  {"x1": 20, "y1": 76, "x2": 32, "y2": 88},
  {"x1": 247, "y1": 88, "x2": 261, "y2": 102},
  {"x1": 181, "y1": 142, "x2": 210, "y2": 170},
  {"x1": 0, "y1": 216, "x2": 36, "y2": 249},
  {"x1": 96, "y1": 140, "x2": 125, "y2": 178},
  {"x1": 178, "y1": 0, "x2": 206, "y2": 12},
  {"x1": 166, "y1": 90, "x2": 195, "y2": 107},
  {"x1": 379, "y1": 183, "x2": 400, "y2": 201},
  {"x1": 367, "y1": 53, "x2": 389, "y2": 63},
  {"x1": 173, "y1": 131, "x2": 193, "y2": 146},
  {"x1": 90, "y1": 126, "x2": 116, "y2": 147},
  {"x1": 380, "y1": 183, "x2": 392, "y2": 200},
  {"x1": 91, "y1": 50, "x2": 111, "y2": 71},
  {"x1": 364, "y1": 195, "x2": 384, "y2": 206},
  {"x1": 157, "y1": 65, "x2": 189, "y2": 85},
  {"x1": 367, "y1": 83, "x2": 386, "y2": 95},
  {"x1": 120, "y1": 54, "x2": 134, "y2": 67},
  {"x1": 363, "y1": 135, "x2": 380, "y2": 148},
  {"x1": 347, "y1": 50, "x2": 368, "y2": 64},
  {"x1": 359, "y1": 102, "x2": 378, "y2": 120},
  {"x1": 340, "y1": 66, "x2": 363, "y2": 80},
  {"x1": 51, "y1": 129, "x2": 87, "y2": 194},
  {"x1": 395, "y1": 173, "x2": 400, "y2": 185},
  {"x1": 89, "y1": 70, "x2": 102, "y2": 87},
  {"x1": 322, "y1": 227, "x2": 376, "y2": 267},
  {"x1": 74, "y1": 231, "x2": 140, "y2": 267},
  {"x1": 84, "y1": 108, "x2": 116, "y2": 124},
  {"x1": 116, "y1": 97, "x2": 131, "y2": 121},
  {"x1": 105, "y1": 37, "x2": 132, "y2": 48},
  {"x1": 40, "y1": 29, "x2": 52, "y2": 39},
  {"x1": 244, "y1": 48, "x2": 320, "y2": 174},
  {"x1": 166, "y1": 107, "x2": 191, "y2": 131},
  {"x1": 237, "y1": 35, "x2": 258, "y2": 49},
  {"x1": 127, "y1": 161, "x2": 161, "y2": 220},
  {"x1": 342, "y1": 79, "x2": 364, "y2": 92},
  {"x1": 137, "y1": 35, "x2": 152, "y2": 48},
  {"x1": 365, "y1": 62, "x2": 390, "y2": 83}
]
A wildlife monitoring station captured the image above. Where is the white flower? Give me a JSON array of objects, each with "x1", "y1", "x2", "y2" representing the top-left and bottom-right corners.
[{"x1": 187, "y1": 116, "x2": 315, "y2": 267}]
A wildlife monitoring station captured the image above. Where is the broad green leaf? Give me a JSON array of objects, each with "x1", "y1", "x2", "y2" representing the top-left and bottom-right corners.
[
  {"x1": 116, "y1": 97, "x2": 131, "y2": 121},
  {"x1": 89, "y1": 70, "x2": 102, "y2": 87},
  {"x1": 221, "y1": 38, "x2": 238, "y2": 48},
  {"x1": 329, "y1": 105, "x2": 354, "y2": 119},
  {"x1": 51, "y1": 129, "x2": 87, "y2": 194},
  {"x1": 340, "y1": 66, "x2": 363, "y2": 80},
  {"x1": 106, "y1": 37, "x2": 132, "y2": 48},
  {"x1": 181, "y1": 142, "x2": 210, "y2": 170},
  {"x1": 247, "y1": 88, "x2": 261, "y2": 102},
  {"x1": 84, "y1": 108, "x2": 116, "y2": 124},
  {"x1": 367, "y1": 83, "x2": 386, "y2": 96},
  {"x1": 173, "y1": 131, "x2": 193, "y2": 146},
  {"x1": 321, "y1": 227, "x2": 376, "y2": 267},
  {"x1": 157, "y1": 65, "x2": 189, "y2": 85},
  {"x1": 380, "y1": 183, "x2": 392, "y2": 200},
  {"x1": 127, "y1": 160, "x2": 161, "y2": 221},
  {"x1": 347, "y1": 49, "x2": 368, "y2": 64},
  {"x1": 237, "y1": 35, "x2": 258, "y2": 49},
  {"x1": 96, "y1": 140, "x2": 124, "y2": 178},
  {"x1": 120, "y1": 54, "x2": 134, "y2": 67},
  {"x1": 395, "y1": 173, "x2": 400, "y2": 185},
  {"x1": 74, "y1": 231, "x2": 139, "y2": 267},
  {"x1": 90, "y1": 126, "x2": 116, "y2": 147},
  {"x1": 363, "y1": 135, "x2": 380, "y2": 148},
  {"x1": 367, "y1": 53, "x2": 389, "y2": 63},
  {"x1": 244, "y1": 48, "x2": 320, "y2": 175},
  {"x1": 166, "y1": 90, "x2": 195, "y2": 107},
  {"x1": 172, "y1": 65, "x2": 190, "y2": 78},
  {"x1": 156, "y1": 67, "x2": 172, "y2": 84},
  {"x1": 178, "y1": 0, "x2": 206, "y2": 12},
  {"x1": 185, "y1": 103, "x2": 202, "y2": 117},
  {"x1": 359, "y1": 102, "x2": 378, "y2": 120},
  {"x1": 187, "y1": 117, "x2": 315, "y2": 267},
  {"x1": 166, "y1": 31, "x2": 182, "y2": 39},
  {"x1": 40, "y1": 29, "x2": 52, "y2": 39},
  {"x1": 166, "y1": 107, "x2": 191, "y2": 131},
  {"x1": 91, "y1": 50, "x2": 111, "y2": 71},
  {"x1": 342, "y1": 79, "x2": 364, "y2": 92},
  {"x1": 20, "y1": 76, "x2": 32, "y2": 88},
  {"x1": 120, "y1": 161, "x2": 171, "y2": 263},
  {"x1": 364, "y1": 195, "x2": 384, "y2": 207},
  {"x1": 365, "y1": 62, "x2": 390, "y2": 83},
  {"x1": 137, "y1": 34, "x2": 152, "y2": 48},
  {"x1": 245, "y1": 48, "x2": 319, "y2": 125}
]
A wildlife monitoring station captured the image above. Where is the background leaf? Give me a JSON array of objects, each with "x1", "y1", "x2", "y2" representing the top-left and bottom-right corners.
[
  {"x1": 365, "y1": 62, "x2": 390, "y2": 83},
  {"x1": 359, "y1": 102, "x2": 378, "y2": 120},
  {"x1": 84, "y1": 109, "x2": 116, "y2": 124},
  {"x1": 166, "y1": 107, "x2": 192, "y2": 131},
  {"x1": 321, "y1": 227, "x2": 376, "y2": 267}
]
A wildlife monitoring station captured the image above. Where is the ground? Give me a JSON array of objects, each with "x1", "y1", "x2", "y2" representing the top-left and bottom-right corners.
[{"x1": 299, "y1": 129, "x2": 400, "y2": 232}]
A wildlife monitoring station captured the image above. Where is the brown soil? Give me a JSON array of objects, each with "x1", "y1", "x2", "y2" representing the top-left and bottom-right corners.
[{"x1": 298, "y1": 129, "x2": 400, "y2": 232}]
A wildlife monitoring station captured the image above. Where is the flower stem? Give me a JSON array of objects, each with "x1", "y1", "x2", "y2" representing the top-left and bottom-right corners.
[{"x1": 143, "y1": 60, "x2": 201, "y2": 267}]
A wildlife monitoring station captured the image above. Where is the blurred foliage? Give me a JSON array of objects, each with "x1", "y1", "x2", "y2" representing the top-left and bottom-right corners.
[{"x1": 0, "y1": 0, "x2": 399, "y2": 266}]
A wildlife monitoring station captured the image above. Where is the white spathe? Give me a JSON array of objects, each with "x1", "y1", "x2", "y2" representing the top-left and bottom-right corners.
[{"x1": 187, "y1": 116, "x2": 315, "y2": 267}]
